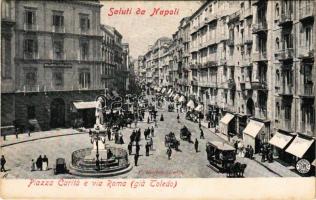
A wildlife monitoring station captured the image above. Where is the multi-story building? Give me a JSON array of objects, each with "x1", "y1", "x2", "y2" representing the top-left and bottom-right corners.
[
  {"x1": 122, "y1": 43, "x2": 130, "y2": 92},
  {"x1": 100, "y1": 24, "x2": 115, "y2": 89},
  {"x1": 1, "y1": 0, "x2": 104, "y2": 131},
  {"x1": 139, "y1": 0, "x2": 315, "y2": 166}
]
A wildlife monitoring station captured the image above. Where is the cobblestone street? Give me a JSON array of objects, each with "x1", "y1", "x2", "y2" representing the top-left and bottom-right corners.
[{"x1": 0, "y1": 98, "x2": 299, "y2": 179}]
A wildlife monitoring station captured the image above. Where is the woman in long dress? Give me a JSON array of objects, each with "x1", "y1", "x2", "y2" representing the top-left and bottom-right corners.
[{"x1": 42, "y1": 155, "x2": 48, "y2": 171}]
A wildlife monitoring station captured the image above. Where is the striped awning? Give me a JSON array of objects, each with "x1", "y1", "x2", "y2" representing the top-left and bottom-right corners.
[{"x1": 73, "y1": 101, "x2": 97, "y2": 109}]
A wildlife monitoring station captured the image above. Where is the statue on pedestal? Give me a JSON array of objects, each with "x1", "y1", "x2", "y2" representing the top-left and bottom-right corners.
[{"x1": 95, "y1": 97, "x2": 105, "y2": 127}]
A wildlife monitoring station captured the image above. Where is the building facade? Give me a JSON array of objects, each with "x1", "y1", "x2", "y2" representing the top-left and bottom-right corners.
[
  {"x1": 3, "y1": 0, "x2": 104, "y2": 131},
  {"x1": 138, "y1": 0, "x2": 315, "y2": 165}
]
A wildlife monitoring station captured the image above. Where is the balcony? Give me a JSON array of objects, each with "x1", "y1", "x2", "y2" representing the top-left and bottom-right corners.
[
  {"x1": 52, "y1": 25, "x2": 65, "y2": 33},
  {"x1": 24, "y1": 23, "x2": 38, "y2": 31},
  {"x1": 244, "y1": 35, "x2": 253, "y2": 45},
  {"x1": 190, "y1": 63, "x2": 198, "y2": 69},
  {"x1": 252, "y1": 51, "x2": 267, "y2": 62},
  {"x1": 299, "y1": 6, "x2": 314, "y2": 22},
  {"x1": 299, "y1": 83, "x2": 314, "y2": 98},
  {"x1": 275, "y1": 48, "x2": 294, "y2": 61},
  {"x1": 227, "y1": 38, "x2": 234, "y2": 47},
  {"x1": 227, "y1": 79, "x2": 236, "y2": 90},
  {"x1": 256, "y1": 108, "x2": 267, "y2": 120},
  {"x1": 279, "y1": 85, "x2": 293, "y2": 96},
  {"x1": 80, "y1": 28, "x2": 91, "y2": 35},
  {"x1": 18, "y1": 85, "x2": 40, "y2": 93},
  {"x1": 251, "y1": 81, "x2": 267, "y2": 90},
  {"x1": 252, "y1": 22, "x2": 267, "y2": 34},
  {"x1": 191, "y1": 80, "x2": 198, "y2": 86},
  {"x1": 278, "y1": 12, "x2": 293, "y2": 26},
  {"x1": 242, "y1": 57, "x2": 252, "y2": 67},
  {"x1": 298, "y1": 48, "x2": 314, "y2": 59}
]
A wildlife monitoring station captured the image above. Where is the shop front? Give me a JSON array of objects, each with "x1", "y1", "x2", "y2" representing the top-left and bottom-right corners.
[
  {"x1": 218, "y1": 113, "x2": 235, "y2": 141},
  {"x1": 268, "y1": 130, "x2": 295, "y2": 162},
  {"x1": 72, "y1": 101, "x2": 97, "y2": 128},
  {"x1": 285, "y1": 134, "x2": 315, "y2": 174},
  {"x1": 243, "y1": 119, "x2": 265, "y2": 153}
]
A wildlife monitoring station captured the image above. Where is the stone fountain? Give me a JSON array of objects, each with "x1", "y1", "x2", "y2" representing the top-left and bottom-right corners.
[{"x1": 69, "y1": 96, "x2": 132, "y2": 177}]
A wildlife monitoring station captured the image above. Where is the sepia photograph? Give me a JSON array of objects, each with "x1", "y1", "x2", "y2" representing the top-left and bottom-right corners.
[{"x1": 0, "y1": 0, "x2": 315, "y2": 199}]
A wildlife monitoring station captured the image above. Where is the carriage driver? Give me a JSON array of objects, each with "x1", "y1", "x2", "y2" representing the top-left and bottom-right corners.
[{"x1": 96, "y1": 97, "x2": 105, "y2": 126}]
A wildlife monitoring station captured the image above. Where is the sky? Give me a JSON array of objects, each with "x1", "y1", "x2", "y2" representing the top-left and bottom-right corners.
[{"x1": 100, "y1": 1, "x2": 202, "y2": 59}]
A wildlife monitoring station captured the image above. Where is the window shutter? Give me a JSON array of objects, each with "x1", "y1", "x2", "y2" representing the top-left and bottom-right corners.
[
  {"x1": 24, "y1": 39, "x2": 27, "y2": 52},
  {"x1": 87, "y1": 18, "x2": 90, "y2": 29},
  {"x1": 24, "y1": 11, "x2": 27, "y2": 24},
  {"x1": 34, "y1": 39, "x2": 38, "y2": 53},
  {"x1": 52, "y1": 15, "x2": 55, "y2": 26}
]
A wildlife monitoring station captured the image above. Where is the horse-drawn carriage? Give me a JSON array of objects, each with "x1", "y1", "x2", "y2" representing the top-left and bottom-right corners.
[
  {"x1": 168, "y1": 104, "x2": 174, "y2": 112},
  {"x1": 165, "y1": 132, "x2": 180, "y2": 150},
  {"x1": 180, "y1": 126, "x2": 191, "y2": 141},
  {"x1": 206, "y1": 141, "x2": 247, "y2": 177}
]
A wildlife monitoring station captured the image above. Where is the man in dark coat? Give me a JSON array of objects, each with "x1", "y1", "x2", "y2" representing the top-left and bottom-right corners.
[
  {"x1": 177, "y1": 114, "x2": 180, "y2": 123},
  {"x1": 1, "y1": 155, "x2": 6, "y2": 172},
  {"x1": 36, "y1": 155, "x2": 43, "y2": 171},
  {"x1": 194, "y1": 138, "x2": 199, "y2": 152},
  {"x1": 107, "y1": 128, "x2": 111, "y2": 141},
  {"x1": 151, "y1": 126, "x2": 154, "y2": 137},
  {"x1": 147, "y1": 116, "x2": 150, "y2": 124},
  {"x1": 145, "y1": 144, "x2": 149, "y2": 156},
  {"x1": 134, "y1": 154, "x2": 139, "y2": 166},
  {"x1": 200, "y1": 128, "x2": 205, "y2": 139}
]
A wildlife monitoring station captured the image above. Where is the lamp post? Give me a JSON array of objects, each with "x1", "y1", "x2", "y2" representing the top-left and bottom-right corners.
[{"x1": 95, "y1": 127, "x2": 100, "y2": 171}]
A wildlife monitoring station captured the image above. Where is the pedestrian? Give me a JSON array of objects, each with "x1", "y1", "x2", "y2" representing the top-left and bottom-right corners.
[
  {"x1": 42, "y1": 155, "x2": 48, "y2": 171},
  {"x1": 136, "y1": 144, "x2": 140, "y2": 155},
  {"x1": 128, "y1": 142, "x2": 132, "y2": 155},
  {"x1": 177, "y1": 114, "x2": 180, "y2": 123},
  {"x1": 134, "y1": 119, "x2": 137, "y2": 128},
  {"x1": 107, "y1": 128, "x2": 111, "y2": 141},
  {"x1": 15, "y1": 128, "x2": 18, "y2": 139},
  {"x1": 234, "y1": 141, "x2": 238, "y2": 153},
  {"x1": 119, "y1": 134, "x2": 124, "y2": 144},
  {"x1": 31, "y1": 159, "x2": 36, "y2": 171},
  {"x1": 194, "y1": 138, "x2": 199, "y2": 152},
  {"x1": 151, "y1": 126, "x2": 154, "y2": 137},
  {"x1": 107, "y1": 149, "x2": 113, "y2": 159},
  {"x1": 249, "y1": 145, "x2": 254, "y2": 159},
  {"x1": 147, "y1": 116, "x2": 150, "y2": 124},
  {"x1": 160, "y1": 114, "x2": 164, "y2": 121},
  {"x1": 1, "y1": 155, "x2": 6, "y2": 172},
  {"x1": 36, "y1": 155, "x2": 43, "y2": 171},
  {"x1": 198, "y1": 121, "x2": 201, "y2": 129},
  {"x1": 145, "y1": 144, "x2": 149, "y2": 156},
  {"x1": 27, "y1": 128, "x2": 31, "y2": 137},
  {"x1": 200, "y1": 128, "x2": 205, "y2": 139},
  {"x1": 167, "y1": 147, "x2": 172, "y2": 160},
  {"x1": 134, "y1": 154, "x2": 139, "y2": 166}
]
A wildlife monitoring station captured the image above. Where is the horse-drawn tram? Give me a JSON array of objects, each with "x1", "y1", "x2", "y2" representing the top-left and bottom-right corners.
[{"x1": 206, "y1": 141, "x2": 236, "y2": 173}]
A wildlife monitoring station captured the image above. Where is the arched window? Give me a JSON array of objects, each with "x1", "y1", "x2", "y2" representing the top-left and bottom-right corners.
[
  {"x1": 275, "y1": 3, "x2": 279, "y2": 18},
  {"x1": 276, "y1": 37, "x2": 280, "y2": 50},
  {"x1": 276, "y1": 69, "x2": 280, "y2": 86},
  {"x1": 276, "y1": 102, "x2": 280, "y2": 119}
]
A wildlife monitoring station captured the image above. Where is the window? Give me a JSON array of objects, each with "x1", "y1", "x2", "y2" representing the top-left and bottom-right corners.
[
  {"x1": 276, "y1": 69, "x2": 280, "y2": 86},
  {"x1": 53, "y1": 71, "x2": 63, "y2": 87},
  {"x1": 276, "y1": 37, "x2": 280, "y2": 50},
  {"x1": 275, "y1": 3, "x2": 279, "y2": 18},
  {"x1": 283, "y1": 34, "x2": 293, "y2": 49},
  {"x1": 27, "y1": 105, "x2": 36, "y2": 119},
  {"x1": 24, "y1": 39, "x2": 38, "y2": 58},
  {"x1": 79, "y1": 14, "x2": 90, "y2": 31},
  {"x1": 52, "y1": 12, "x2": 64, "y2": 27},
  {"x1": 80, "y1": 40, "x2": 89, "y2": 60},
  {"x1": 25, "y1": 70, "x2": 37, "y2": 86},
  {"x1": 79, "y1": 71, "x2": 90, "y2": 89},
  {"x1": 53, "y1": 39, "x2": 64, "y2": 60},
  {"x1": 1, "y1": 0, "x2": 10, "y2": 19},
  {"x1": 25, "y1": 9, "x2": 36, "y2": 25},
  {"x1": 284, "y1": 105, "x2": 291, "y2": 120},
  {"x1": 1, "y1": 36, "x2": 11, "y2": 78},
  {"x1": 276, "y1": 102, "x2": 280, "y2": 119},
  {"x1": 305, "y1": 26, "x2": 312, "y2": 48}
]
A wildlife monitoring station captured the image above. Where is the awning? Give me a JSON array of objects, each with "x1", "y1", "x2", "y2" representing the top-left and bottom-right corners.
[
  {"x1": 243, "y1": 120, "x2": 264, "y2": 138},
  {"x1": 173, "y1": 94, "x2": 180, "y2": 101},
  {"x1": 195, "y1": 104, "x2": 203, "y2": 112},
  {"x1": 169, "y1": 92, "x2": 174, "y2": 98},
  {"x1": 285, "y1": 135, "x2": 314, "y2": 158},
  {"x1": 187, "y1": 100, "x2": 195, "y2": 109},
  {"x1": 73, "y1": 101, "x2": 97, "y2": 110},
  {"x1": 178, "y1": 96, "x2": 186, "y2": 103},
  {"x1": 269, "y1": 132, "x2": 294, "y2": 149},
  {"x1": 167, "y1": 89, "x2": 172, "y2": 94},
  {"x1": 161, "y1": 88, "x2": 166, "y2": 93},
  {"x1": 219, "y1": 113, "x2": 234, "y2": 125}
]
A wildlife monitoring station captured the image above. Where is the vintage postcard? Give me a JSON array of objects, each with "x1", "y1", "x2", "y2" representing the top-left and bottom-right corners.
[{"x1": 0, "y1": 0, "x2": 315, "y2": 199}]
